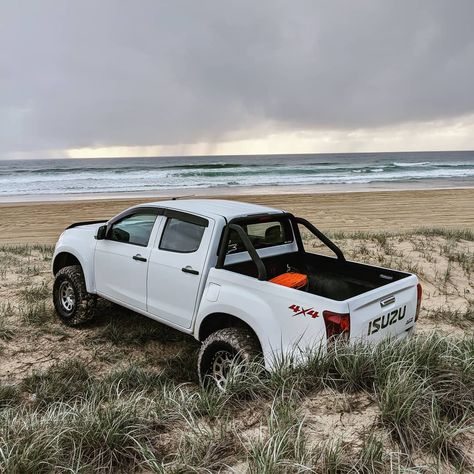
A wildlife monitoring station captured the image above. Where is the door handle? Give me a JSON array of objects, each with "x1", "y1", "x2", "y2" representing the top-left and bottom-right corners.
[
  {"x1": 133, "y1": 254, "x2": 147, "y2": 262},
  {"x1": 182, "y1": 266, "x2": 199, "y2": 275}
]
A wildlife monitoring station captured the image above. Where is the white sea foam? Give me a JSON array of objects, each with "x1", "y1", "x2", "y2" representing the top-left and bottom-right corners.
[
  {"x1": 393, "y1": 161, "x2": 431, "y2": 167},
  {"x1": 0, "y1": 153, "x2": 473, "y2": 197}
]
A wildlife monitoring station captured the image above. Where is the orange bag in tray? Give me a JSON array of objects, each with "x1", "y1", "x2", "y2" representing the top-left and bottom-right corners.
[{"x1": 269, "y1": 272, "x2": 308, "y2": 289}]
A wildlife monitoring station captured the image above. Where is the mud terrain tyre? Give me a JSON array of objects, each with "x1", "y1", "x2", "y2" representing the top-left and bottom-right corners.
[
  {"x1": 53, "y1": 265, "x2": 96, "y2": 326},
  {"x1": 198, "y1": 327, "x2": 261, "y2": 389}
]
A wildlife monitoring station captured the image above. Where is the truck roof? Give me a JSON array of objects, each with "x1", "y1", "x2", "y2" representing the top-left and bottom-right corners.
[{"x1": 141, "y1": 199, "x2": 284, "y2": 220}]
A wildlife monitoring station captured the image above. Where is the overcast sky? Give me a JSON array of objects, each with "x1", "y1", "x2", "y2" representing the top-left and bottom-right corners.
[{"x1": 1, "y1": 1, "x2": 474, "y2": 159}]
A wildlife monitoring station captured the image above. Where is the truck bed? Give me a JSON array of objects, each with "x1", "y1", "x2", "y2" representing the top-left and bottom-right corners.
[{"x1": 224, "y1": 251, "x2": 410, "y2": 301}]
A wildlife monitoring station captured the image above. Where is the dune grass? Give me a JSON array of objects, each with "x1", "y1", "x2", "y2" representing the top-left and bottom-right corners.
[
  {"x1": 327, "y1": 227, "x2": 474, "y2": 242},
  {"x1": 0, "y1": 304, "x2": 15, "y2": 342},
  {"x1": 0, "y1": 234, "x2": 472, "y2": 472},
  {"x1": 0, "y1": 333, "x2": 471, "y2": 472}
]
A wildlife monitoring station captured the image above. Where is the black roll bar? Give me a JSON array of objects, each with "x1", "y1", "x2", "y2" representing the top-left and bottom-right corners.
[
  {"x1": 216, "y1": 223, "x2": 268, "y2": 280},
  {"x1": 215, "y1": 212, "x2": 345, "y2": 282},
  {"x1": 293, "y1": 216, "x2": 346, "y2": 262}
]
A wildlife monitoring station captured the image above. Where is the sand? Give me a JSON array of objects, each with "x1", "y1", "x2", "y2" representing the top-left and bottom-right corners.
[
  {"x1": 1, "y1": 231, "x2": 472, "y2": 381},
  {"x1": 0, "y1": 189, "x2": 472, "y2": 470},
  {"x1": 0, "y1": 187, "x2": 473, "y2": 244}
]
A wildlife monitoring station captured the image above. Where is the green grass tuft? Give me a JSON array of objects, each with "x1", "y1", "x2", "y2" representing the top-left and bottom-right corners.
[
  {"x1": 19, "y1": 282, "x2": 50, "y2": 304},
  {"x1": 22, "y1": 359, "x2": 93, "y2": 406},
  {"x1": 19, "y1": 300, "x2": 52, "y2": 325}
]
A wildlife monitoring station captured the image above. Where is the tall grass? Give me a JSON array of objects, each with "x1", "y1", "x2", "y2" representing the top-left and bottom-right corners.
[
  {"x1": 0, "y1": 334, "x2": 472, "y2": 471},
  {"x1": 225, "y1": 334, "x2": 474, "y2": 468},
  {"x1": 247, "y1": 387, "x2": 309, "y2": 473},
  {"x1": 0, "y1": 395, "x2": 159, "y2": 473},
  {"x1": 1, "y1": 236, "x2": 472, "y2": 470}
]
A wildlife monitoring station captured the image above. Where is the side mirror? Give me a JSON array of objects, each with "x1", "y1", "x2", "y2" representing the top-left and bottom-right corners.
[{"x1": 95, "y1": 225, "x2": 107, "y2": 240}]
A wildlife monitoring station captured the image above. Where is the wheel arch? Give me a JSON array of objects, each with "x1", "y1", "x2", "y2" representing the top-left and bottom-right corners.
[
  {"x1": 197, "y1": 312, "x2": 263, "y2": 353},
  {"x1": 53, "y1": 251, "x2": 82, "y2": 275},
  {"x1": 52, "y1": 250, "x2": 95, "y2": 293}
]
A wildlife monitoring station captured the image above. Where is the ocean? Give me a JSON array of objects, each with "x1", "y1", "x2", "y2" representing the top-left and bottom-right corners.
[{"x1": 0, "y1": 150, "x2": 473, "y2": 201}]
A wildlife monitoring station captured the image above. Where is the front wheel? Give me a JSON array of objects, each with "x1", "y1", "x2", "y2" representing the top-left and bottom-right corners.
[
  {"x1": 197, "y1": 327, "x2": 261, "y2": 390},
  {"x1": 53, "y1": 265, "x2": 96, "y2": 326}
]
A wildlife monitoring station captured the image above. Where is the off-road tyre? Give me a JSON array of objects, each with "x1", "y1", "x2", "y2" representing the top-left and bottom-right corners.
[
  {"x1": 198, "y1": 327, "x2": 261, "y2": 389},
  {"x1": 53, "y1": 265, "x2": 96, "y2": 326}
]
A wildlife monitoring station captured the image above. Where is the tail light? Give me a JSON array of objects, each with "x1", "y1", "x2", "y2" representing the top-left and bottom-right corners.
[
  {"x1": 323, "y1": 310, "x2": 350, "y2": 341},
  {"x1": 415, "y1": 283, "x2": 422, "y2": 322}
]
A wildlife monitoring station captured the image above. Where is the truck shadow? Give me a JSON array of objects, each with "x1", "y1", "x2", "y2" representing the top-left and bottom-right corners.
[{"x1": 83, "y1": 298, "x2": 200, "y2": 384}]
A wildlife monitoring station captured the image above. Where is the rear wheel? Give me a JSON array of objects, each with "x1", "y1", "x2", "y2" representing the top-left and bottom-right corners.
[
  {"x1": 53, "y1": 265, "x2": 96, "y2": 326},
  {"x1": 198, "y1": 327, "x2": 261, "y2": 390}
]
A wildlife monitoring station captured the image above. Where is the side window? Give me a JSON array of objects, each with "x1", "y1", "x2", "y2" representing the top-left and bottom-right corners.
[
  {"x1": 108, "y1": 212, "x2": 157, "y2": 246},
  {"x1": 159, "y1": 217, "x2": 206, "y2": 253}
]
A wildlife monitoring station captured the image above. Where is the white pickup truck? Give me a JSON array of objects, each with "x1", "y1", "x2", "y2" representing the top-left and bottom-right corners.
[{"x1": 52, "y1": 199, "x2": 422, "y2": 387}]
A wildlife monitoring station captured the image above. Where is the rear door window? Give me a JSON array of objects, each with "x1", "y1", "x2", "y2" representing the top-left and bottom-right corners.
[{"x1": 159, "y1": 217, "x2": 206, "y2": 253}]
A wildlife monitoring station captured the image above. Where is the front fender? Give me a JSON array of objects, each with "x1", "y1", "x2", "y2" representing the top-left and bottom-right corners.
[{"x1": 53, "y1": 230, "x2": 97, "y2": 293}]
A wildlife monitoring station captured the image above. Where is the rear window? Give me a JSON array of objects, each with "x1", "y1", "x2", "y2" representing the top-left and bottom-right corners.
[{"x1": 227, "y1": 218, "x2": 293, "y2": 254}]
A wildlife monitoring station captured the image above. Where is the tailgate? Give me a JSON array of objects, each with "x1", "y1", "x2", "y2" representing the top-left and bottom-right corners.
[{"x1": 347, "y1": 275, "x2": 418, "y2": 343}]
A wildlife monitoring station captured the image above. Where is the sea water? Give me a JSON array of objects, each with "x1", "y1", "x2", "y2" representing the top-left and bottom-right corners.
[{"x1": 0, "y1": 150, "x2": 473, "y2": 200}]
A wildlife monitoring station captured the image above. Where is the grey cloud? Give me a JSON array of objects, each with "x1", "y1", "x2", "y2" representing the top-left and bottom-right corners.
[{"x1": 1, "y1": 0, "x2": 473, "y2": 154}]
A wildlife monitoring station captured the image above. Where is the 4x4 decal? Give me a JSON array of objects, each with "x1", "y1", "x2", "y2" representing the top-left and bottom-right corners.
[{"x1": 289, "y1": 304, "x2": 319, "y2": 318}]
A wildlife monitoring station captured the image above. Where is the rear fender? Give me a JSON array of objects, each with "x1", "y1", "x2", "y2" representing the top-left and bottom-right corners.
[{"x1": 195, "y1": 284, "x2": 284, "y2": 370}]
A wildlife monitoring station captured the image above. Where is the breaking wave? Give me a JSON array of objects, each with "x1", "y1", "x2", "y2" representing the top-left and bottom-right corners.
[{"x1": 0, "y1": 151, "x2": 473, "y2": 197}]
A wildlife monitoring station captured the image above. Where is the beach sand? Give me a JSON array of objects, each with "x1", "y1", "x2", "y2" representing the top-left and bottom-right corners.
[
  {"x1": 0, "y1": 187, "x2": 473, "y2": 244},
  {"x1": 0, "y1": 188, "x2": 472, "y2": 469}
]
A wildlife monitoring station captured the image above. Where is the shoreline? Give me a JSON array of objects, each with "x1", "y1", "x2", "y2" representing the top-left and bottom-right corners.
[
  {"x1": 0, "y1": 179, "x2": 473, "y2": 204},
  {"x1": 1, "y1": 187, "x2": 473, "y2": 245}
]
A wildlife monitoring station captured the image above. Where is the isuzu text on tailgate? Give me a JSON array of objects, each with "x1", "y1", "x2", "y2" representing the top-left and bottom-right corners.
[{"x1": 367, "y1": 305, "x2": 408, "y2": 336}]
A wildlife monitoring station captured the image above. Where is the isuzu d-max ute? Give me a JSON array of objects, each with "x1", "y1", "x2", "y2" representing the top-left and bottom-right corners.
[{"x1": 52, "y1": 199, "x2": 422, "y2": 387}]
